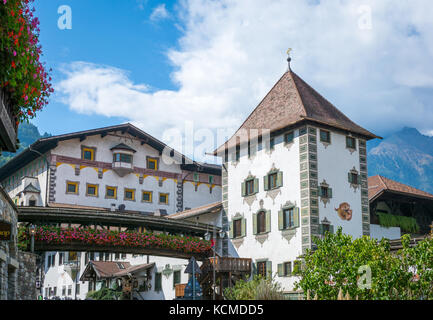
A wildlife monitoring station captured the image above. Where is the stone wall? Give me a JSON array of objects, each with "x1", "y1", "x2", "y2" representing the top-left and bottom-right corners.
[{"x1": 16, "y1": 251, "x2": 38, "y2": 300}]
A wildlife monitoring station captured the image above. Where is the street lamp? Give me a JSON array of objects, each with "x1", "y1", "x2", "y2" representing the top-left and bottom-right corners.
[{"x1": 29, "y1": 224, "x2": 36, "y2": 253}]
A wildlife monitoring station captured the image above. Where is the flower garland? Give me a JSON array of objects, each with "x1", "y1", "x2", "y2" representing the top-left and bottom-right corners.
[
  {"x1": 0, "y1": 0, "x2": 53, "y2": 124},
  {"x1": 19, "y1": 225, "x2": 213, "y2": 254}
]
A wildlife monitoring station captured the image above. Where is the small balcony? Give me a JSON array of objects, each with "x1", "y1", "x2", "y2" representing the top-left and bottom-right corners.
[{"x1": 0, "y1": 89, "x2": 18, "y2": 153}]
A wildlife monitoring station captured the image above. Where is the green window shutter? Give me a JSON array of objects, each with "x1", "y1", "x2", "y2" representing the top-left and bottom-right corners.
[
  {"x1": 293, "y1": 207, "x2": 300, "y2": 228},
  {"x1": 278, "y1": 210, "x2": 284, "y2": 230},
  {"x1": 277, "y1": 263, "x2": 284, "y2": 277},
  {"x1": 253, "y1": 213, "x2": 258, "y2": 235},
  {"x1": 319, "y1": 224, "x2": 324, "y2": 235},
  {"x1": 241, "y1": 218, "x2": 246, "y2": 237},
  {"x1": 254, "y1": 178, "x2": 259, "y2": 194},
  {"x1": 328, "y1": 188, "x2": 333, "y2": 198},
  {"x1": 277, "y1": 171, "x2": 283, "y2": 187},
  {"x1": 266, "y1": 261, "x2": 272, "y2": 278},
  {"x1": 348, "y1": 172, "x2": 352, "y2": 183},
  {"x1": 329, "y1": 225, "x2": 334, "y2": 234},
  {"x1": 241, "y1": 182, "x2": 246, "y2": 197},
  {"x1": 265, "y1": 210, "x2": 271, "y2": 233},
  {"x1": 263, "y1": 175, "x2": 269, "y2": 191},
  {"x1": 229, "y1": 221, "x2": 234, "y2": 239},
  {"x1": 318, "y1": 186, "x2": 323, "y2": 197}
]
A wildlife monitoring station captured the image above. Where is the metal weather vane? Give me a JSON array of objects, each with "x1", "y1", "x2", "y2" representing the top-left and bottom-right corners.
[{"x1": 287, "y1": 48, "x2": 292, "y2": 70}]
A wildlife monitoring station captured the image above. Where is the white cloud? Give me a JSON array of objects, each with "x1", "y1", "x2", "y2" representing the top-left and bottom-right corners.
[
  {"x1": 150, "y1": 4, "x2": 170, "y2": 21},
  {"x1": 57, "y1": 0, "x2": 433, "y2": 161}
]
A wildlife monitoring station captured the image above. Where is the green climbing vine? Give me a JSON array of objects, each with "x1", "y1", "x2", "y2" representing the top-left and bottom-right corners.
[{"x1": 377, "y1": 212, "x2": 420, "y2": 233}]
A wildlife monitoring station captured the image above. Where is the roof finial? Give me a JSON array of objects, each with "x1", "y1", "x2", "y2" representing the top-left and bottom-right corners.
[{"x1": 286, "y1": 48, "x2": 292, "y2": 71}]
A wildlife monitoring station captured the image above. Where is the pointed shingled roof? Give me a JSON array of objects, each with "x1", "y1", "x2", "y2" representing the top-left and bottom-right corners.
[
  {"x1": 215, "y1": 70, "x2": 380, "y2": 154},
  {"x1": 368, "y1": 175, "x2": 433, "y2": 202}
]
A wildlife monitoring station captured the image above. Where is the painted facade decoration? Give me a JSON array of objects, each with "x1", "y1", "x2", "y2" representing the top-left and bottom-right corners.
[{"x1": 335, "y1": 202, "x2": 353, "y2": 221}]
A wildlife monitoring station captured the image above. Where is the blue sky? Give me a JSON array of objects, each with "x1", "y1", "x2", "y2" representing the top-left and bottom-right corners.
[
  {"x1": 33, "y1": 0, "x2": 181, "y2": 133},
  {"x1": 30, "y1": 1, "x2": 433, "y2": 162}
]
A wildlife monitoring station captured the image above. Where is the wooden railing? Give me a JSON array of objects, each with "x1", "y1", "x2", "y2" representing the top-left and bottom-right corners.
[
  {"x1": 208, "y1": 257, "x2": 252, "y2": 273},
  {"x1": 175, "y1": 283, "x2": 187, "y2": 297}
]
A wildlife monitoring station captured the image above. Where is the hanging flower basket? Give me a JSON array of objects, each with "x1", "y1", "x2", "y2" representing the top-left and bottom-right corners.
[
  {"x1": 0, "y1": 0, "x2": 53, "y2": 124},
  {"x1": 18, "y1": 225, "x2": 213, "y2": 255}
]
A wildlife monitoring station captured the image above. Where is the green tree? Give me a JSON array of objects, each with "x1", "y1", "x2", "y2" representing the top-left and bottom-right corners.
[{"x1": 295, "y1": 227, "x2": 433, "y2": 300}]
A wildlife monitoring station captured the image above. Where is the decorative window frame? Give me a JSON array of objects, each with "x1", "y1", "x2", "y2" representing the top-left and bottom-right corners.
[
  {"x1": 318, "y1": 179, "x2": 333, "y2": 208},
  {"x1": 277, "y1": 261, "x2": 293, "y2": 277},
  {"x1": 81, "y1": 146, "x2": 96, "y2": 161},
  {"x1": 146, "y1": 156, "x2": 159, "y2": 170},
  {"x1": 105, "y1": 186, "x2": 117, "y2": 199},
  {"x1": 124, "y1": 188, "x2": 136, "y2": 201},
  {"x1": 348, "y1": 167, "x2": 360, "y2": 191},
  {"x1": 230, "y1": 212, "x2": 246, "y2": 249},
  {"x1": 229, "y1": 213, "x2": 246, "y2": 239},
  {"x1": 318, "y1": 217, "x2": 334, "y2": 238},
  {"x1": 86, "y1": 183, "x2": 99, "y2": 197},
  {"x1": 319, "y1": 129, "x2": 331, "y2": 148},
  {"x1": 278, "y1": 201, "x2": 300, "y2": 231},
  {"x1": 66, "y1": 181, "x2": 79, "y2": 195},
  {"x1": 345, "y1": 136, "x2": 357, "y2": 154},
  {"x1": 141, "y1": 190, "x2": 153, "y2": 203},
  {"x1": 241, "y1": 172, "x2": 259, "y2": 197},
  {"x1": 159, "y1": 192, "x2": 169, "y2": 205},
  {"x1": 253, "y1": 208, "x2": 271, "y2": 245},
  {"x1": 264, "y1": 164, "x2": 283, "y2": 204}
]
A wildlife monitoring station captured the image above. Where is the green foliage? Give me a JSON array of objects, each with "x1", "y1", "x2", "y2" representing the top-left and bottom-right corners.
[
  {"x1": 86, "y1": 287, "x2": 122, "y2": 300},
  {"x1": 224, "y1": 275, "x2": 284, "y2": 300},
  {"x1": 295, "y1": 228, "x2": 433, "y2": 300},
  {"x1": 377, "y1": 212, "x2": 420, "y2": 233}
]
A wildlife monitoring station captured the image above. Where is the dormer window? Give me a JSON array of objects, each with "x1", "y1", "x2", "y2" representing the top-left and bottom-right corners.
[
  {"x1": 111, "y1": 143, "x2": 136, "y2": 177},
  {"x1": 113, "y1": 153, "x2": 132, "y2": 163}
]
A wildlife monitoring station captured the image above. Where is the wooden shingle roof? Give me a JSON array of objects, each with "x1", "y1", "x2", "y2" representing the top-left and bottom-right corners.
[
  {"x1": 368, "y1": 175, "x2": 433, "y2": 202},
  {"x1": 215, "y1": 70, "x2": 380, "y2": 154}
]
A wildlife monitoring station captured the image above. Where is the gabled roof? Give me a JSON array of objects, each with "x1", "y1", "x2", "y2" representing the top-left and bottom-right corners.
[
  {"x1": 22, "y1": 183, "x2": 40, "y2": 193},
  {"x1": 215, "y1": 70, "x2": 380, "y2": 154},
  {"x1": 0, "y1": 123, "x2": 220, "y2": 180},
  {"x1": 80, "y1": 261, "x2": 155, "y2": 281},
  {"x1": 368, "y1": 175, "x2": 433, "y2": 202},
  {"x1": 110, "y1": 143, "x2": 137, "y2": 153},
  {"x1": 81, "y1": 261, "x2": 132, "y2": 279}
]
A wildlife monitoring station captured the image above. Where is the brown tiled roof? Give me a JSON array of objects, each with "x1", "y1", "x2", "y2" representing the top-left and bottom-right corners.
[
  {"x1": 80, "y1": 261, "x2": 155, "y2": 280},
  {"x1": 88, "y1": 261, "x2": 132, "y2": 278},
  {"x1": 215, "y1": 70, "x2": 380, "y2": 154},
  {"x1": 114, "y1": 263, "x2": 155, "y2": 277},
  {"x1": 169, "y1": 202, "x2": 222, "y2": 220},
  {"x1": 368, "y1": 175, "x2": 433, "y2": 201}
]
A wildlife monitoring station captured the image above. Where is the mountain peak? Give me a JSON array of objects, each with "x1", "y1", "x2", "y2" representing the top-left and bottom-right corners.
[{"x1": 400, "y1": 127, "x2": 421, "y2": 136}]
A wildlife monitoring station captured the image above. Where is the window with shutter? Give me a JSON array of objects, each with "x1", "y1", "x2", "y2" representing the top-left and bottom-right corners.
[
  {"x1": 265, "y1": 210, "x2": 271, "y2": 233},
  {"x1": 266, "y1": 261, "x2": 273, "y2": 278},
  {"x1": 257, "y1": 211, "x2": 266, "y2": 234},
  {"x1": 233, "y1": 219, "x2": 242, "y2": 238}
]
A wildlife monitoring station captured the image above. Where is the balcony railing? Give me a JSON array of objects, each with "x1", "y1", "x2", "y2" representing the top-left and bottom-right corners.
[{"x1": 204, "y1": 257, "x2": 252, "y2": 273}]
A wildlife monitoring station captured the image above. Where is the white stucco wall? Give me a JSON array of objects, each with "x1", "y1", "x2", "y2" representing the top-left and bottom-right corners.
[
  {"x1": 316, "y1": 131, "x2": 363, "y2": 239},
  {"x1": 370, "y1": 224, "x2": 401, "y2": 240},
  {"x1": 226, "y1": 129, "x2": 302, "y2": 292}
]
